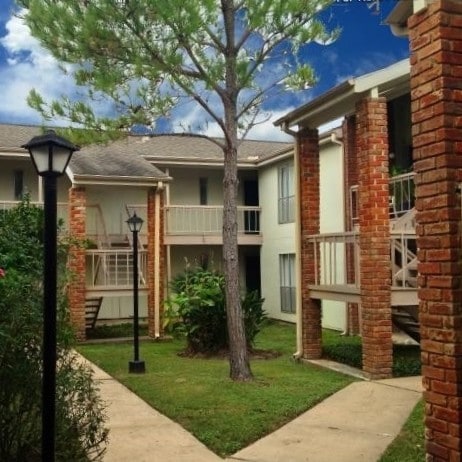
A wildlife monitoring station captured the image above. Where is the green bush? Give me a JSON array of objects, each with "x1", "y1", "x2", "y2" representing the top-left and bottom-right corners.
[
  {"x1": 165, "y1": 267, "x2": 265, "y2": 354},
  {"x1": 0, "y1": 200, "x2": 108, "y2": 461}
]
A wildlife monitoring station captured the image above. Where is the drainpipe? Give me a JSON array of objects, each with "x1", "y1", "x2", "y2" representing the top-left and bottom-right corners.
[
  {"x1": 154, "y1": 181, "x2": 164, "y2": 338},
  {"x1": 280, "y1": 123, "x2": 304, "y2": 360},
  {"x1": 330, "y1": 130, "x2": 350, "y2": 336}
]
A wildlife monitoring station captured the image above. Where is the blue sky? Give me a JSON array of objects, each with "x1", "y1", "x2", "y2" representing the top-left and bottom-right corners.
[{"x1": 0, "y1": 0, "x2": 409, "y2": 140}]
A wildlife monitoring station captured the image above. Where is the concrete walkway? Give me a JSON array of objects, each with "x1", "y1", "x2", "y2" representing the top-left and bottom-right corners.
[{"x1": 88, "y1": 360, "x2": 422, "y2": 462}]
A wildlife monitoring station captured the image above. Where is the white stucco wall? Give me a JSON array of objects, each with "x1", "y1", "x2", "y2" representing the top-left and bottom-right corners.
[
  {"x1": 0, "y1": 158, "x2": 70, "y2": 204},
  {"x1": 259, "y1": 158, "x2": 296, "y2": 323},
  {"x1": 86, "y1": 185, "x2": 148, "y2": 236},
  {"x1": 319, "y1": 138, "x2": 346, "y2": 332}
]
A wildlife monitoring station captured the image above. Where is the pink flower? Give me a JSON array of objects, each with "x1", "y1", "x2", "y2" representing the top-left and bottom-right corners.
[{"x1": 0, "y1": 268, "x2": 5, "y2": 278}]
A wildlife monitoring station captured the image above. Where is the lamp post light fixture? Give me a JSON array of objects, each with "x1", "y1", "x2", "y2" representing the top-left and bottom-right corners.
[
  {"x1": 22, "y1": 130, "x2": 79, "y2": 462},
  {"x1": 126, "y1": 211, "x2": 146, "y2": 374}
]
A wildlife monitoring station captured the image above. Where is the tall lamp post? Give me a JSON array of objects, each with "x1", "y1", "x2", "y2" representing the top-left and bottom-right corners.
[
  {"x1": 127, "y1": 212, "x2": 146, "y2": 373},
  {"x1": 22, "y1": 130, "x2": 79, "y2": 462}
]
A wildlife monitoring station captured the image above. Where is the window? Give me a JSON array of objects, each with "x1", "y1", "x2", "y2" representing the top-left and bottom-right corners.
[
  {"x1": 280, "y1": 253, "x2": 296, "y2": 313},
  {"x1": 14, "y1": 170, "x2": 24, "y2": 200},
  {"x1": 199, "y1": 177, "x2": 208, "y2": 205},
  {"x1": 278, "y1": 164, "x2": 294, "y2": 223}
]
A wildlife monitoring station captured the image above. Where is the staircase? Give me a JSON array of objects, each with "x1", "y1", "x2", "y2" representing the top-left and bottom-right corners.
[
  {"x1": 392, "y1": 306, "x2": 420, "y2": 342},
  {"x1": 85, "y1": 297, "x2": 103, "y2": 330}
]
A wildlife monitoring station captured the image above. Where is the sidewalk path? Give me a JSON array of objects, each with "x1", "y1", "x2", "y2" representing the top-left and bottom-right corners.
[
  {"x1": 88, "y1": 358, "x2": 422, "y2": 462},
  {"x1": 226, "y1": 376, "x2": 422, "y2": 462},
  {"x1": 90, "y1": 363, "x2": 222, "y2": 462}
]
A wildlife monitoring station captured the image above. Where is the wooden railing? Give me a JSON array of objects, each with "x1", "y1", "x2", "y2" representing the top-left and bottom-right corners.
[
  {"x1": 0, "y1": 200, "x2": 68, "y2": 228},
  {"x1": 306, "y1": 230, "x2": 418, "y2": 292},
  {"x1": 307, "y1": 232, "x2": 360, "y2": 288},
  {"x1": 165, "y1": 205, "x2": 261, "y2": 235},
  {"x1": 390, "y1": 231, "x2": 418, "y2": 288},
  {"x1": 86, "y1": 249, "x2": 147, "y2": 289},
  {"x1": 349, "y1": 171, "x2": 415, "y2": 227}
]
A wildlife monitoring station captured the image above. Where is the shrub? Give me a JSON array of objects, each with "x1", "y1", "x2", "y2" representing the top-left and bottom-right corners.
[
  {"x1": 165, "y1": 267, "x2": 265, "y2": 354},
  {"x1": 0, "y1": 200, "x2": 108, "y2": 461}
]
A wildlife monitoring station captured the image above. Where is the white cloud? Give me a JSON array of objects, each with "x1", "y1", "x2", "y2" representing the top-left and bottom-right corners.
[{"x1": 0, "y1": 10, "x2": 74, "y2": 124}]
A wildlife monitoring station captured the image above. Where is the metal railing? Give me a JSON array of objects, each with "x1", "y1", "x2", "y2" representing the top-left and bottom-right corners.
[
  {"x1": 165, "y1": 205, "x2": 261, "y2": 235},
  {"x1": 86, "y1": 249, "x2": 147, "y2": 289}
]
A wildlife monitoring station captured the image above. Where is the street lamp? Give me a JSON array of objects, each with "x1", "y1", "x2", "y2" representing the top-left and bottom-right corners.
[
  {"x1": 126, "y1": 211, "x2": 146, "y2": 373},
  {"x1": 22, "y1": 130, "x2": 79, "y2": 462}
]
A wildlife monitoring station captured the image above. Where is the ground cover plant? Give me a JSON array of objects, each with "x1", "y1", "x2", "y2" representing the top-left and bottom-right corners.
[
  {"x1": 0, "y1": 200, "x2": 108, "y2": 461},
  {"x1": 322, "y1": 329, "x2": 421, "y2": 377},
  {"x1": 78, "y1": 321, "x2": 354, "y2": 457},
  {"x1": 379, "y1": 400, "x2": 424, "y2": 462}
]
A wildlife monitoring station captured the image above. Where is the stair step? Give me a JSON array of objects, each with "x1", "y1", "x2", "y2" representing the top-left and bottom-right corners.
[{"x1": 85, "y1": 297, "x2": 103, "y2": 330}]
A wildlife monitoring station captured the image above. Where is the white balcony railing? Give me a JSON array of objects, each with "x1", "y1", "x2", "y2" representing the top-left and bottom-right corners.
[
  {"x1": 306, "y1": 230, "x2": 418, "y2": 293},
  {"x1": 165, "y1": 205, "x2": 261, "y2": 235},
  {"x1": 307, "y1": 232, "x2": 360, "y2": 288},
  {"x1": 0, "y1": 200, "x2": 69, "y2": 229},
  {"x1": 86, "y1": 249, "x2": 147, "y2": 289}
]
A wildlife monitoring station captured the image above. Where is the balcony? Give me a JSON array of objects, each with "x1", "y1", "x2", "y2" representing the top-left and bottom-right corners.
[
  {"x1": 0, "y1": 200, "x2": 69, "y2": 229},
  {"x1": 306, "y1": 230, "x2": 418, "y2": 306},
  {"x1": 164, "y1": 205, "x2": 262, "y2": 245},
  {"x1": 86, "y1": 249, "x2": 148, "y2": 296}
]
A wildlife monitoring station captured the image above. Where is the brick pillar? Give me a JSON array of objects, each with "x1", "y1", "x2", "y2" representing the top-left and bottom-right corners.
[
  {"x1": 409, "y1": 1, "x2": 462, "y2": 459},
  {"x1": 298, "y1": 128, "x2": 322, "y2": 358},
  {"x1": 343, "y1": 116, "x2": 360, "y2": 335},
  {"x1": 68, "y1": 186, "x2": 87, "y2": 341},
  {"x1": 147, "y1": 186, "x2": 166, "y2": 338},
  {"x1": 356, "y1": 96, "x2": 393, "y2": 379}
]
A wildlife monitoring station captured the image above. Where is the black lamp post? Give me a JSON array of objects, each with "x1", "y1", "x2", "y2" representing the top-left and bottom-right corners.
[
  {"x1": 127, "y1": 212, "x2": 145, "y2": 373},
  {"x1": 22, "y1": 130, "x2": 79, "y2": 462}
]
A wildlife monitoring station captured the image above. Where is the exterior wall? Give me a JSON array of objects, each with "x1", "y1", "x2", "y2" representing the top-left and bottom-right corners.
[
  {"x1": 0, "y1": 157, "x2": 70, "y2": 206},
  {"x1": 98, "y1": 295, "x2": 148, "y2": 321},
  {"x1": 167, "y1": 167, "x2": 257, "y2": 206},
  {"x1": 409, "y1": 1, "x2": 462, "y2": 459},
  {"x1": 259, "y1": 158, "x2": 296, "y2": 322},
  {"x1": 319, "y1": 139, "x2": 347, "y2": 331},
  {"x1": 86, "y1": 185, "x2": 147, "y2": 237},
  {"x1": 0, "y1": 159, "x2": 40, "y2": 201},
  {"x1": 356, "y1": 96, "x2": 393, "y2": 379}
]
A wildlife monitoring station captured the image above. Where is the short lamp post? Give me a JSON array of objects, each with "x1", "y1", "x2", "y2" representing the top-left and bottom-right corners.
[
  {"x1": 22, "y1": 130, "x2": 79, "y2": 462},
  {"x1": 126, "y1": 212, "x2": 145, "y2": 373}
]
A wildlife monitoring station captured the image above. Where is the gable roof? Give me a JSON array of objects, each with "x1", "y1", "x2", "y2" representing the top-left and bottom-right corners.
[
  {"x1": 87, "y1": 133, "x2": 292, "y2": 167},
  {"x1": 0, "y1": 124, "x2": 293, "y2": 183},
  {"x1": 274, "y1": 58, "x2": 410, "y2": 131}
]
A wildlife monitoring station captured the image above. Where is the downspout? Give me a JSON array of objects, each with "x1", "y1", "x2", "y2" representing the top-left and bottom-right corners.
[
  {"x1": 330, "y1": 130, "x2": 350, "y2": 336},
  {"x1": 154, "y1": 181, "x2": 163, "y2": 338},
  {"x1": 280, "y1": 122, "x2": 304, "y2": 360}
]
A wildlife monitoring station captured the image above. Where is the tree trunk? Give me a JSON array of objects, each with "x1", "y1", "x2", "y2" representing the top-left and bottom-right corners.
[{"x1": 222, "y1": 142, "x2": 253, "y2": 381}]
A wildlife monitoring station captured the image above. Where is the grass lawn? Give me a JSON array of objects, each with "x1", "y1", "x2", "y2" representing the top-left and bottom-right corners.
[
  {"x1": 78, "y1": 321, "x2": 355, "y2": 456},
  {"x1": 379, "y1": 400, "x2": 425, "y2": 462}
]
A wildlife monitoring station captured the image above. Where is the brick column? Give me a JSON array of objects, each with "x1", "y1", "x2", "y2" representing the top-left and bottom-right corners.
[
  {"x1": 298, "y1": 128, "x2": 322, "y2": 358},
  {"x1": 343, "y1": 115, "x2": 360, "y2": 335},
  {"x1": 68, "y1": 186, "x2": 87, "y2": 341},
  {"x1": 147, "y1": 186, "x2": 166, "y2": 338},
  {"x1": 409, "y1": 1, "x2": 462, "y2": 459},
  {"x1": 356, "y1": 96, "x2": 393, "y2": 379}
]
